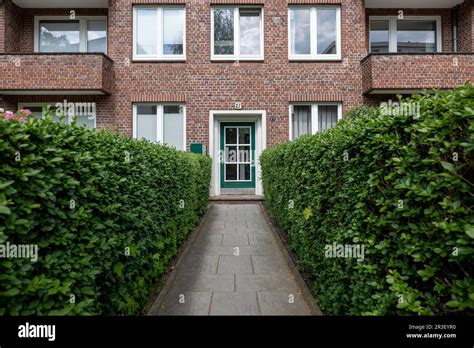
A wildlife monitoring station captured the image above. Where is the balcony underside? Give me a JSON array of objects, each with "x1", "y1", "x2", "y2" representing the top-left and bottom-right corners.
[
  {"x1": 0, "y1": 53, "x2": 113, "y2": 96},
  {"x1": 12, "y1": 0, "x2": 108, "y2": 8},
  {"x1": 362, "y1": 53, "x2": 474, "y2": 95},
  {"x1": 365, "y1": 0, "x2": 463, "y2": 8}
]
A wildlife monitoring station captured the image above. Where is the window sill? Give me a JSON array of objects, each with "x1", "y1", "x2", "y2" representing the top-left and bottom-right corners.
[
  {"x1": 211, "y1": 59, "x2": 265, "y2": 63},
  {"x1": 289, "y1": 57, "x2": 342, "y2": 62},
  {"x1": 211, "y1": 56, "x2": 264, "y2": 61},
  {"x1": 132, "y1": 59, "x2": 186, "y2": 63}
]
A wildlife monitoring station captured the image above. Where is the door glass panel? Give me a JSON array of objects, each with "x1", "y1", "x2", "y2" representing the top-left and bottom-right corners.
[
  {"x1": 226, "y1": 164, "x2": 237, "y2": 180},
  {"x1": 225, "y1": 146, "x2": 238, "y2": 163},
  {"x1": 238, "y1": 146, "x2": 251, "y2": 162},
  {"x1": 239, "y1": 164, "x2": 251, "y2": 181},
  {"x1": 223, "y1": 125, "x2": 253, "y2": 182},
  {"x1": 238, "y1": 127, "x2": 250, "y2": 144},
  {"x1": 39, "y1": 20, "x2": 80, "y2": 52},
  {"x1": 225, "y1": 127, "x2": 237, "y2": 144}
]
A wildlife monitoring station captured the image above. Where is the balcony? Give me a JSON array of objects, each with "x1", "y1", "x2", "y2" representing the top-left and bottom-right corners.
[
  {"x1": 0, "y1": 53, "x2": 113, "y2": 95},
  {"x1": 361, "y1": 53, "x2": 474, "y2": 94},
  {"x1": 11, "y1": 0, "x2": 108, "y2": 8}
]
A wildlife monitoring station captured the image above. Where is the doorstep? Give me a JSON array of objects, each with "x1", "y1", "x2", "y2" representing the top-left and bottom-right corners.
[{"x1": 209, "y1": 195, "x2": 264, "y2": 202}]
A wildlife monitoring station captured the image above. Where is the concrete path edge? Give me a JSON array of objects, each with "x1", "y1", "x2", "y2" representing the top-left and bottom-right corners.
[
  {"x1": 258, "y1": 202, "x2": 323, "y2": 315},
  {"x1": 146, "y1": 203, "x2": 213, "y2": 315}
]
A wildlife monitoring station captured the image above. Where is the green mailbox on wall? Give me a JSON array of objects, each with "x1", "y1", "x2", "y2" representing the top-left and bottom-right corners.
[{"x1": 190, "y1": 143, "x2": 207, "y2": 155}]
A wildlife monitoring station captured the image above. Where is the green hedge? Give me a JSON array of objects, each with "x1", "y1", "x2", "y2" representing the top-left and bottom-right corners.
[
  {"x1": 261, "y1": 85, "x2": 473, "y2": 315},
  {"x1": 0, "y1": 113, "x2": 211, "y2": 315}
]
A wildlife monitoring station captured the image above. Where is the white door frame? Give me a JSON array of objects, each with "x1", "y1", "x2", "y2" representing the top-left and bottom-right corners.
[{"x1": 209, "y1": 110, "x2": 267, "y2": 197}]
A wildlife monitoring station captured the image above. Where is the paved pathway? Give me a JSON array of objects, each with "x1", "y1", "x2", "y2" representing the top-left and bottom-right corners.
[{"x1": 149, "y1": 203, "x2": 316, "y2": 315}]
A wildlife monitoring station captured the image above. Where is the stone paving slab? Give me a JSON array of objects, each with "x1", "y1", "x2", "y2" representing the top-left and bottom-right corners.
[
  {"x1": 222, "y1": 235, "x2": 250, "y2": 246},
  {"x1": 248, "y1": 234, "x2": 278, "y2": 246},
  {"x1": 210, "y1": 292, "x2": 260, "y2": 315},
  {"x1": 179, "y1": 254, "x2": 219, "y2": 274},
  {"x1": 150, "y1": 291, "x2": 212, "y2": 315},
  {"x1": 189, "y1": 245, "x2": 276, "y2": 256},
  {"x1": 150, "y1": 203, "x2": 315, "y2": 315},
  {"x1": 173, "y1": 274, "x2": 234, "y2": 292},
  {"x1": 217, "y1": 255, "x2": 253, "y2": 274},
  {"x1": 258, "y1": 291, "x2": 312, "y2": 315},
  {"x1": 251, "y1": 255, "x2": 292, "y2": 274},
  {"x1": 235, "y1": 274, "x2": 301, "y2": 292}
]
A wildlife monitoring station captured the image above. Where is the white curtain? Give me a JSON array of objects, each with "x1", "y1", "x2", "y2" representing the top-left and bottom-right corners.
[
  {"x1": 163, "y1": 106, "x2": 184, "y2": 150},
  {"x1": 292, "y1": 105, "x2": 311, "y2": 139},
  {"x1": 318, "y1": 105, "x2": 338, "y2": 131}
]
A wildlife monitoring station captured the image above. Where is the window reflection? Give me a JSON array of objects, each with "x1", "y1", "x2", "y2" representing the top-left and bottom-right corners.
[
  {"x1": 39, "y1": 20, "x2": 80, "y2": 52},
  {"x1": 214, "y1": 9, "x2": 234, "y2": 55},
  {"x1": 397, "y1": 20, "x2": 436, "y2": 53},
  {"x1": 317, "y1": 8, "x2": 337, "y2": 54}
]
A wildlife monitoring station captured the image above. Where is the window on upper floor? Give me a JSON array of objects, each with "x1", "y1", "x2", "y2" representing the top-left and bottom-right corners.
[
  {"x1": 133, "y1": 6, "x2": 186, "y2": 60},
  {"x1": 288, "y1": 6, "x2": 341, "y2": 60},
  {"x1": 35, "y1": 17, "x2": 107, "y2": 53},
  {"x1": 133, "y1": 104, "x2": 186, "y2": 150},
  {"x1": 211, "y1": 7, "x2": 264, "y2": 60},
  {"x1": 369, "y1": 17, "x2": 441, "y2": 53},
  {"x1": 290, "y1": 103, "x2": 342, "y2": 140}
]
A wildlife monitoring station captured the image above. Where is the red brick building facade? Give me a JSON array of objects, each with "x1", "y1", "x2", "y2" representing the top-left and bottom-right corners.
[{"x1": 0, "y1": 0, "x2": 473, "y2": 195}]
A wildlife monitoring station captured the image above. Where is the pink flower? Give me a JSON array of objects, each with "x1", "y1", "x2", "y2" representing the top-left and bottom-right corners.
[
  {"x1": 4, "y1": 114, "x2": 14, "y2": 120},
  {"x1": 20, "y1": 109, "x2": 32, "y2": 115},
  {"x1": 18, "y1": 116, "x2": 27, "y2": 122}
]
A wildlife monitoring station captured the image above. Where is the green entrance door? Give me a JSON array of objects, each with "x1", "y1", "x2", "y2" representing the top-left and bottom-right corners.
[{"x1": 220, "y1": 122, "x2": 256, "y2": 189}]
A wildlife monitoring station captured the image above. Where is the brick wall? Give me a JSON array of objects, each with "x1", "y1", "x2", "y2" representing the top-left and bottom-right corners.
[
  {"x1": 362, "y1": 53, "x2": 474, "y2": 94},
  {"x1": 458, "y1": 0, "x2": 474, "y2": 52},
  {"x1": 0, "y1": 54, "x2": 113, "y2": 93},
  {"x1": 0, "y1": 0, "x2": 22, "y2": 53},
  {"x1": 107, "y1": 0, "x2": 367, "y2": 148},
  {"x1": 1, "y1": 0, "x2": 472, "y2": 150},
  {"x1": 0, "y1": 3, "x2": 4, "y2": 53}
]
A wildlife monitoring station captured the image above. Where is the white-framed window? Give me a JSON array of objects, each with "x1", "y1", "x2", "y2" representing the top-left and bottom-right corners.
[
  {"x1": 369, "y1": 16, "x2": 442, "y2": 53},
  {"x1": 18, "y1": 102, "x2": 96, "y2": 130},
  {"x1": 289, "y1": 103, "x2": 342, "y2": 140},
  {"x1": 133, "y1": 104, "x2": 186, "y2": 150},
  {"x1": 211, "y1": 7, "x2": 264, "y2": 60},
  {"x1": 133, "y1": 6, "x2": 186, "y2": 60},
  {"x1": 34, "y1": 16, "x2": 107, "y2": 53},
  {"x1": 288, "y1": 6, "x2": 341, "y2": 60}
]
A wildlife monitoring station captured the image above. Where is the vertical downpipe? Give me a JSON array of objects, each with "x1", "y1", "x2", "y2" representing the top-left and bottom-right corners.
[{"x1": 452, "y1": 5, "x2": 459, "y2": 52}]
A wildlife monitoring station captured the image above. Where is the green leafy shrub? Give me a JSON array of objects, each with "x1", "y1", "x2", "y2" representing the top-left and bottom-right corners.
[
  {"x1": 261, "y1": 85, "x2": 473, "y2": 315},
  {"x1": 0, "y1": 112, "x2": 211, "y2": 315}
]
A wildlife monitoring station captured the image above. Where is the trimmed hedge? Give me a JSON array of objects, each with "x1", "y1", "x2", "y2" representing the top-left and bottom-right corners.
[
  {"x1": 261, "y1": 85, "x2": 473, "y2": 315},
  {"x1": 0, "y1": 113, "x2": 211, "y2": 315}
]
